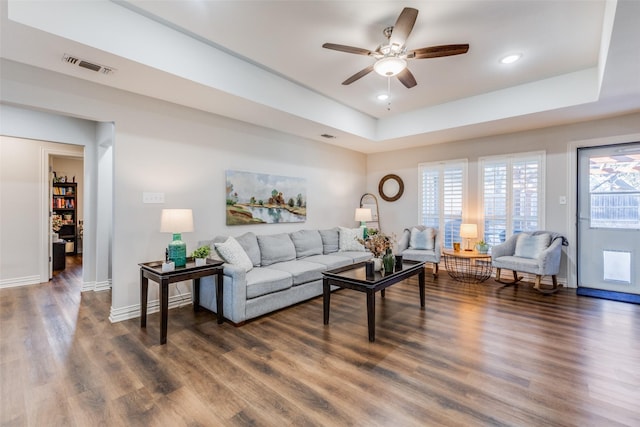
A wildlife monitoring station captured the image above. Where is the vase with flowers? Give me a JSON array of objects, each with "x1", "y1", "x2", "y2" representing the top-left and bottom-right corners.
[{"x1": 358, "y1": 229, "x2": 396, "y2": 272}]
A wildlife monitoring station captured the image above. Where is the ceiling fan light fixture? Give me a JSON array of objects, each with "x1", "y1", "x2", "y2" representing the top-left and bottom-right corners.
[
  {"x1": 377, "y1": 93, "x2": 389, "y2": 101},
  {"x1": 374, "y1": 56, "x2": 407, "y2": 77}
]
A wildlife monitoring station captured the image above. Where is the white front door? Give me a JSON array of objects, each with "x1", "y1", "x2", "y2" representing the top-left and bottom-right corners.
[{"x1": 577, "y1": 143, "x2": 640, "y2": 300}]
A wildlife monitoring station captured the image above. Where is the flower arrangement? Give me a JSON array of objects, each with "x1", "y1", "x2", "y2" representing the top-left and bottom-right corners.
[
  {"x1": 358, "y1": 229, "x2": 396, "y2": 258},
  {"x1": 52, "y1": 215, "x2": 63, "y2": 232}
]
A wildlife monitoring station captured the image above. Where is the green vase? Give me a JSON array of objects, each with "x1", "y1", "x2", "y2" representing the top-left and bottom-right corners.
[
  {"x1": 383, "y1": 249, "x2": 395, "y2": 274},
  {"x1": 168, "y1": 233, "x2": 187, "y2": 267}
]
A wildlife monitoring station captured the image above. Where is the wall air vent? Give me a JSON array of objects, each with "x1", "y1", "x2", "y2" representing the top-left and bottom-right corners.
[
  {"x1": 62, "y1": 54, "x2": 115, "y2": 75},
  {"x1": 320, "y1": 134, "x2": 336, "y2": 139}
]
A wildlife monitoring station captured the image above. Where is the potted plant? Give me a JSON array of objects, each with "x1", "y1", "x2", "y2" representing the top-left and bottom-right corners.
[
  {"x1": 191, "y1": 245, "x2": 211, "y2": 266},
  {"x1": 476, "y1": 240, "x2": 489, "y2": 254}
]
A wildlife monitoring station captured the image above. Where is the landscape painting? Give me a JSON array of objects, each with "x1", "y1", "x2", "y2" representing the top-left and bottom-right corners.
[{"x1": 226, "y1": 170, "x2": 307, "y2": 225}]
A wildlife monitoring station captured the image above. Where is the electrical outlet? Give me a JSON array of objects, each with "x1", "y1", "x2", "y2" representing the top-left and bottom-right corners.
[{"x1": 143, "y1": 192, "x2": 165, "y2": 204}]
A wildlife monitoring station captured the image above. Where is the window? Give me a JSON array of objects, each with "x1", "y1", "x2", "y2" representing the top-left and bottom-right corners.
[
  {"x1": 480, "y1": 151, "x2": 545, "y2": 244},
  {"x1": 418, "y1": 160, "x2": 467, "y2": 249}
]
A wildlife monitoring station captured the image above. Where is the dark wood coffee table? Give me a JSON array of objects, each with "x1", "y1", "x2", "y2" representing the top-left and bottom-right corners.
[{"x1": 322, "y1": 260, "x2": 425, "y2": 342}]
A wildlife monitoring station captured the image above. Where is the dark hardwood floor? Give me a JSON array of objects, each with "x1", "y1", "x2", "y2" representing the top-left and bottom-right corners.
[{"x1": 1, "y1": 259, "x2": 639, "y2": 426}]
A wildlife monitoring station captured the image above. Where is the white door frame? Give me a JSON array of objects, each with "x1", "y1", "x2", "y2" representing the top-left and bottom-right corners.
[{"x1": 566, "y1": 132, "x2": 640, "y2": 288}]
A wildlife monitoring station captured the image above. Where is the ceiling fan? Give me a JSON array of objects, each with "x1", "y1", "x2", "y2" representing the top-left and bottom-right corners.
[{"x1": 322, "y1": 7, "x2": 469, "y2": 88}]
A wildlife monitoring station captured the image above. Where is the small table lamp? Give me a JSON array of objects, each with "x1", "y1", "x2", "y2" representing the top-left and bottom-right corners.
[
  {"x1": 355, "y1": 208, "x2": 373, "y2": 238},
  {"x1": 160, "y1": 209, "x2": 194, "y2": 267},
  {"x1": 460, "y1": 223, "x2": 478, "y2": 251}
]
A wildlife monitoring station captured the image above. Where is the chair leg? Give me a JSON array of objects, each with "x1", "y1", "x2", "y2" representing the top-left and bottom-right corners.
[
  {"x1": 535, "y1": 275, "x2": 561, "y2": 294},
  {"x1": 495, "y1": 269, "x2": 523, "y2": 286},
  {"x1": 433, "y1": 263, "x2": 439, "y2": 279},
  {"x1": 534, "y1": 275, "x2": 542, "y2": 289}
]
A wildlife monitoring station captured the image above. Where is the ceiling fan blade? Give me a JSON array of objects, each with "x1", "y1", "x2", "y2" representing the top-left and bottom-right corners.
[
  {"x1": 410, "y1": 44, "x2": 470, "y2": 59},
  {"x1": 397, "y1": 68, "x2": 417, "y2": 88},
  {"x1": 342, "y1": 65, "x2": 374, "y2": 85},
  {"x1": 389, "y1": 7, "x2": 418, "y2": 47},
  {"x1": 322, "y1": 43, "x2": 373, "y2": 56}
]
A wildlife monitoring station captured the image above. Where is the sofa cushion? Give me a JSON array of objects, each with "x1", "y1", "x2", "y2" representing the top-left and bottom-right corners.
[
  {"x1": 267, "y1": 260, "x2": 326, "y2": 286},
  {"x1": 338, "y1": 227, "x2": 366, "y2": 252},
  {"x1": 336, "y1": 251, "x2": 372, "y2": 263},
  {"x1": 214, "y1": 236, "x2": 253, "y2": 272},
  {"x1": 410, "y1": 227, "x2": 435, "y2": 250},
  {"x1": 319, "y1": 228, "x2": 340, "y2": 254},
  {"x1": 402, "y1": 248, "x2": 438, "y2": 263},
  {"x1": 515, "y1": 233, "x2": 551, "y2": 259},
  {"x1": 257, "y1": 233, "x2": 297, "y2": 266},
  {"x1": 245, "y1": 267, "x2": 292, "y2": 299},
  {"x1": 290, "y1": 230, "x2": 323, "y2": 258},
  {"x1": 235, "y1": 232, "x2": 261, "y2": 267},
  {"x1": 304, "y1": 254, "x2": 353, "y2": 270}
]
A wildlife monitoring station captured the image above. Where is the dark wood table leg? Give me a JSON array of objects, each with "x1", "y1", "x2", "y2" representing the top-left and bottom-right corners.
[
  {"x1": 323, "y1": 278, "x2": 330, "y2": 325},
  {"x1": 367, "y1": 290, "x2": 375, "y2": 342},
  {"x1": 419, "y1": 268, "x2": 425, "y2": 307},
  {"x1": 193, "y1": 277, "x2": 201, "y2": 312},
  {"x1": 216, "y1": 270, "x2": 224, "y2": 324},
  {"x1": 140, "y1": 272, "x2": 148, "y2": 328},
  {"x1": 381, "y1": 289, "x2": 386, "y2": 298},
  {"x1": 160, "y1": 278, "x2": 169, "y2": 345}
]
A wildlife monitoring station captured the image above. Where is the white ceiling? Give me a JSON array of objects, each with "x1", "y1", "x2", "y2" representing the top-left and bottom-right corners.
[{"x1": 1, "y1": 0, "x2": 639, "y2": 153}]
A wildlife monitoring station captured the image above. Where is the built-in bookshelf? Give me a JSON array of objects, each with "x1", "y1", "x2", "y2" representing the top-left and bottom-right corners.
[{"x1": 52, "y1": 182, "x2": 77, "y2": 254}]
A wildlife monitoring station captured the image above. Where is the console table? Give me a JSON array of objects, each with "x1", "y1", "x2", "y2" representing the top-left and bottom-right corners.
[{"x1": 139, "y1": 258, "x2": 224, "y2": 344}]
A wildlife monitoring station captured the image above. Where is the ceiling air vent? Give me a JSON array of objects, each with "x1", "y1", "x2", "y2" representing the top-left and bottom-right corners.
[{"x1": 62, "y1": 54, "x2": 115, "y2": 75}]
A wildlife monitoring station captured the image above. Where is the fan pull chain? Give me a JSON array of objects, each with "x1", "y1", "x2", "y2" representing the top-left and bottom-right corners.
[{"x1": 387, "y1": 77, "x2": 392, "y2": 111}]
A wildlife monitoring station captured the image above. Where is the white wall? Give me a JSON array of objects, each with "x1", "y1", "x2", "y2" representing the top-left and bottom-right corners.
[
  {"x1": 1, "y1": 60, "x2": 366, "y2": 320},
  {"x1": 0, "y1": 135, "x2": 84, "y2": 286},
  {"x1": 366, "y1": 112, "x2": 640, "y2": 285}
]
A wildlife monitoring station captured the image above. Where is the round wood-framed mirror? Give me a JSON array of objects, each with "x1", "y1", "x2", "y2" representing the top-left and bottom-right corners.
[{"x1": 378, "y1": 174, "x2": 404, "y2": 202}]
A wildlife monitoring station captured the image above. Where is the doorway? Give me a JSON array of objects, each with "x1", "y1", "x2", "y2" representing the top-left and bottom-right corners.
[
  {"x1": 50, "y1": 154, "x2": 84, "y2": 278},
  {"x1": 577, "y1": 142, "x2": 640, "y2": 302}
]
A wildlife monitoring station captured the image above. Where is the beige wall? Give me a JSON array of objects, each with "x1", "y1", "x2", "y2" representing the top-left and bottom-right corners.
[
  {"x1": 1, "y1": 61, "x2": 366, "y2": 319},
  {"x1": 366, "y1": 112, "x2": 640, "y2": 283}
]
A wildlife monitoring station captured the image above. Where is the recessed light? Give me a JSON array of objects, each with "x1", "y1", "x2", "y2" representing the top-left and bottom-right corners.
[
  {"x1": 500, "y1": 53, "x2": 522, "y2": 64},
  {"x1": 377, "y1": 93, "x2": 389, "y2": 101}
]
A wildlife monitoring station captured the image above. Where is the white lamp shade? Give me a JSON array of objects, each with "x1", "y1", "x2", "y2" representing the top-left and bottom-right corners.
[
  {"x1": 460, "y1": 223, "x2": 478, "y2": 239},
  {"x1": 160, "y1": 209, "x2": 194, "y2": 233},
  {"x1": 355, "y1": 208, "x2": 373, "y2": 222},
  {"x1": 373, "y1": 56, "x2": 407, "y2": 76}
]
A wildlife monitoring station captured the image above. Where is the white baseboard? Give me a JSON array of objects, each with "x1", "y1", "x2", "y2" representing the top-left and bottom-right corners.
[
  {"x1": 81, "y1": 281, "x2": 96, "y2": 292},
  {"x1": 109, "y1": 292, "x2": 193, "y2": 323},
  {"x1": 0, "y1": 275, "x2": 42, "y2": 289},
  {"x1": 439, "y1": 266, "x2": 571, "y2": 288},
  {"x1": 95, "y1": 280, "x2": 111, "y2": 292}
]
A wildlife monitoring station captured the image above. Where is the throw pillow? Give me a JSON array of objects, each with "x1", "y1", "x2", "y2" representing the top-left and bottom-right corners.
[
  {"x1": 257, "y1": 233, "x2": 297, "y2": 266},
  {"x1": 514, "y1": 233, "x2": 551, "y2": 259},
  {"x1": 338, "y1": 227, "x2": 366, "y2": 252},
  {"x1": 410, "y1": 227, "x2": 435, "y2": 250},
  {"x1": 214, "y1": 236, "x2": 253, "y2": 272}
]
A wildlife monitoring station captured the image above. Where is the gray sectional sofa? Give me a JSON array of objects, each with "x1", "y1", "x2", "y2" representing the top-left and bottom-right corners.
[{"x1": 197, "y1": 228, "x2": 371, "y2": 324}]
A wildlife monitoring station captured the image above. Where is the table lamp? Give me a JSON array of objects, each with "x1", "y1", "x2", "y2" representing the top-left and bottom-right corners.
[
  {"x1": 355, "y1": 208, "x2": 373, "y2": 238},
  {"x1": 460, "y1": 223, "x2": 478, "y2": 251},
  {"x1": 160, "y1": 209, "x2": 194, "y2": 267}
]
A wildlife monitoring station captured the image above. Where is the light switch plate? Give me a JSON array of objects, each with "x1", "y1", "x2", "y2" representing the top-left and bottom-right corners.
[
  {"x1": 559, "y1": 196, "x2": 567, "y2": 205},
  {"x1": 143, "y1": 192, "x2": 165, "y2": 204}
]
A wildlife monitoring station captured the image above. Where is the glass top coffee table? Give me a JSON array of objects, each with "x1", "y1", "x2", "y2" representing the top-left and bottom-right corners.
[
  {"x1": 441, "y1": 249, "x2": 492, "y2": 284},
  {"x1": 322, "y1": 260, "x2": 425, "y2": 342}
]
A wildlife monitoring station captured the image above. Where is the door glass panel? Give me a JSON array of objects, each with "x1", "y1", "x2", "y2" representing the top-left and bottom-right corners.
[{"x1": 589, "y1": 153, "x2": 640, "y2": 229}]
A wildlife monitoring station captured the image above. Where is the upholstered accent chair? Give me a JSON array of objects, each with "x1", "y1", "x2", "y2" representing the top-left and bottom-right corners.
[
  {"x1": 397, "y1": 226, "x2": 440, "y2": 278},
  {"x1": 491, "y1": 231, "x2": 568, "y2": 294}
]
